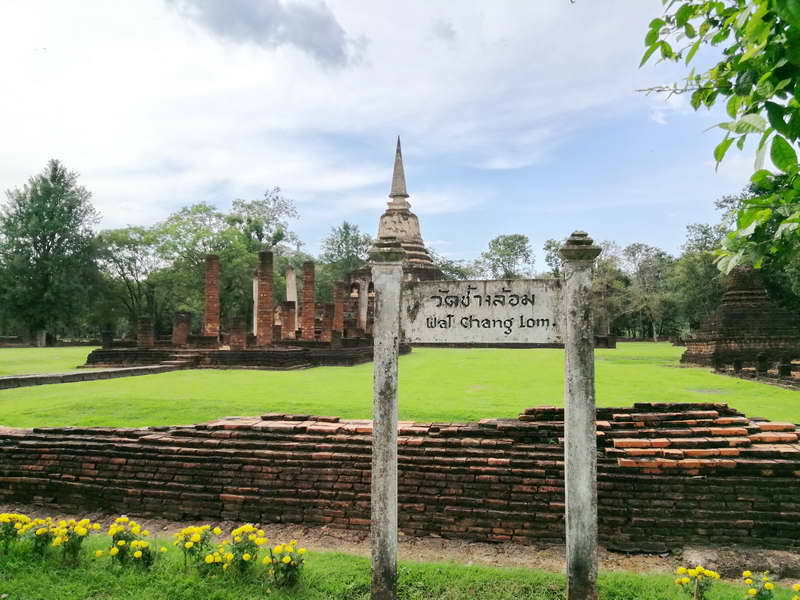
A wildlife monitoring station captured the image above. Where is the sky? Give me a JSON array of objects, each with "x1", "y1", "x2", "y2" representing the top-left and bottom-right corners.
[{"x1": 0, "y1": 0, "x2": 753, "y2": 264}]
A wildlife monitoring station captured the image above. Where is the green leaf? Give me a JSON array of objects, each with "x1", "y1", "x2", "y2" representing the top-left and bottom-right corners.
[
  {"x1": 736, "y1": 113, "x2": 767, "y2": 133},
  {"x1": 765, "y1": 102, "x2": 789, "y2": 135},
  {"x1": 770, "y1": 135, "x2": 799, "y2": 173},
  {"x1": 685, "y1": 39, "x2": 702, "y2": 64},
  {"x1": 775, "y1": 0, "x2": 800, "y2": 28},
  {"x1": 726, "y1": 96, "x2": 740, "y2": 119},
  {"x1": 684, "y1": 22, "x2": 697, "y2": 38},
  {"x1": 714, "y1": 137, "x2": 735, "y2": 166},
  {"x1": 675, "y1": 4, "x2": 693, "y2": 27},
  {"x1": 640, "y1": 43, "x2": 661, "y2": 67},
  {"x1": 751, "y1": 169, "x2": 773, "y2": 187},
  {"x1": 690, "y1": 88, "x2": 705, "y2": 110},
  {"x1": 649, "y1": 17, "x2": 666, "y2": 30},
  {"x1": 645, "y1": 28, "x2": 659, "y2": 46}
]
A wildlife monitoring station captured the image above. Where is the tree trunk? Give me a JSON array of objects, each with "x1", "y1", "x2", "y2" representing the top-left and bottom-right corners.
[
  {"x1": 35, "y1": 329, "x2": 47, "y2": 347},
  {"x1": 651, "y1": 321, "x2": 657, "y2": 343}
]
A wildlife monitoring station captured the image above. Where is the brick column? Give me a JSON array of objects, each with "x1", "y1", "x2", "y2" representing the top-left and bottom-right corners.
[
  {"x1": 230, "y1": 318, "x2": 247, "y2": 350},
  {"x1": 172, "y1": 312, "x2": 191, "y2": 347},
  {"x1": 137, "y1": 317, "x2": 155, "y2": 349},
  {"x1": 256, "y1": 251, "x2": 274, "y2": 347},
  {"x1": 301, "y1": 261, "x2": 316, "y2": 340},
  {"x1": 333, "y1": 281, "x2": 345, "y2": 334},
  {"x1": 203, "y1": 255, "x2": 221, "y2": 337},
  {"x1": 321, "y1": 303, "x2": 335, "y2": 342},
  {"x1": 281, "y1": 301, "x2": 296, "y2": 339}
]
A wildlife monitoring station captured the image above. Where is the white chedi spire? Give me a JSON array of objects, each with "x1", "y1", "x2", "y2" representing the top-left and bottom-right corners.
[{"x1": 388, "y1": 136, "x2": 410, "y2": 209}]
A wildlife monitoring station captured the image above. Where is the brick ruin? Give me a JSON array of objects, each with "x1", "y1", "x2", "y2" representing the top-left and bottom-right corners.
[
  {"x1": 1, "y1": 403, "x2": 798, "y2": 552},
  {"x1": 87, "y1": 139, "x2": 437, "y2": 370},
  {"x1": 682, "y1": 267, "x2": 800, "y2": 375}
]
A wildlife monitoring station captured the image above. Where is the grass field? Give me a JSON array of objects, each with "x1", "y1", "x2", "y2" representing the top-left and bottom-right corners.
[
  {"x1": 0, "y1": 343, "x2": 798, "y2": 427},
  {"x1": 0, "y1": 346, "x2": 97, "y2": 376},
  {"x1": 0, "y1": 537, "x2": 794, "y2": 600}
]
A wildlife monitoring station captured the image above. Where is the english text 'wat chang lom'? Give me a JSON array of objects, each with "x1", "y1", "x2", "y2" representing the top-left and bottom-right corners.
[{"x1": 85, "y1": 139, "x2": 439, "y2": 370}]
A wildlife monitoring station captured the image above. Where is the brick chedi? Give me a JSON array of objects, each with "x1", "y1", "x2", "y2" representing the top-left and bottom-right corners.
[
  {"x1": 256, "y1": 251, "x2": 274, "y2": 347},
  {"x1": 1, "y1": 403, "x2": 798, "y2": 552},
  {"x1": 203, "y1": 255, "x2": 221, "y2": 338},
  {"x1": 682, "y1": 267, "x2": 800, "y2": 368},
  {"x1": 301, "y1": 261, "x2": 316, "y2": 340}
]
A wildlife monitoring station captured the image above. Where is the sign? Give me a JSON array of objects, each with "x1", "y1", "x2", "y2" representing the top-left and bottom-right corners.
[{"x1": 400, "y1": 279, "x2": 563, "y2": 345}]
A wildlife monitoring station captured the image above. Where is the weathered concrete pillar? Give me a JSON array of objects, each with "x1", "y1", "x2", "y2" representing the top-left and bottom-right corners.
[
  {"x1": 358, "y1": 278, "x2": 369, "y2": 334},
  {"x1": 101, "y1": 330, "x2": 114, "y2": 349},
  {"x1": 369, "y1": 237, "x2": 405, "y2": 600},
  {"x1": 34, "y1": 329, "x2": 47, "y2": 348},
  {"x1": 321, "y1": 303, "x2": 335, "y2": 342},
  {"x1": 230, "y1": 318, "x2": 247, "y2": 350},
  {"x1": 333, "y1": 281, "x2": 345, "y2": 334},
  {"x1": 301, "y1": 261, "x2": 316, "y2": 340},
  {"x1": 280, "y1": 301, "x2": 296, "y2": 339},
  {"x1": 256, "y1": 251, "x2": 274, "y2": 347},
  {"x1": 559, "y1": 231, "x2": 601, "y2": 600},
  {"x1": 286, "y1": 266, "x2": 298, "y2": 331},
  {"x1": 252, "y1": 272, "x2": 259, "y2": 336},
  {"x1": 137, "y1": 317, "x2": 155, "y2": 349},
  {"x1": 203, "y1": 255, "x2": 221, "y2": 337},
  {"x1": 172, "y1": 312, "x2": 191, "y2": 347}
]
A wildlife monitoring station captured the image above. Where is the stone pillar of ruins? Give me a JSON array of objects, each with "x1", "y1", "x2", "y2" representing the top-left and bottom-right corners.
[
  {"x1": 230, "y1": 318, "x2": 247, "y2": 350},
  {"x1": 333, "y1": 281, "x2": 345, "y2": 334},
  {"x1": 321, "y1": 303, "x2": 335, "y2": 342},
  {"x1": 286, "y1": 266, "x2": 299, "y2": 330},
  {"x1": 203, "y1": 255, "x2": 221, "y2": 338},
  {"x1": 256, "y1": 251, "x2": 274, "y2": 347},
  {"x1": 358, "y1": 278, "x2": 369, "y2": 334},
  {"x1": 301, "y1": 261, "x2": 316, "y2": 340},
  {"x1": 137, "y1": 317, "x2": 155, "y2": 349},
  {"x1": 252, "y1": 272, "x2": 259, "y2": 336},
  {"x1": 281, "y1": 301, "x2": 296, "y2": 339},
  {"x1": 172, "y1": 312, "x2": 191, "y2": 347}
]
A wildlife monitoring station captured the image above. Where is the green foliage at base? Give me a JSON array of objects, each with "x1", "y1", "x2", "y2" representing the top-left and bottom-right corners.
[
  {"x1": 0, "y1": 344, "x2": 798, "y2": 427},
  {"x1": 0, "y1": 536, "x2": 794, "y2": 600}
]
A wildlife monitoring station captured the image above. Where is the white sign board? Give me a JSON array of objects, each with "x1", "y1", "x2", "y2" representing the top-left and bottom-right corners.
[{"x1": 400, "y1": 279, "x2": 563, "y2": 345}]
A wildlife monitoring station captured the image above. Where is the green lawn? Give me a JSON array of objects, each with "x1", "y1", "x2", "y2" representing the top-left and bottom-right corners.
[
  {"x1": 0, "y1": 537, "x2": 793, "y2": 600},
  {"x1": 0, "y1": 343, "x2": 798, "y2": 427},
  {"x1": 0, "y1": 346, "x2": 98, "y2": 376}
]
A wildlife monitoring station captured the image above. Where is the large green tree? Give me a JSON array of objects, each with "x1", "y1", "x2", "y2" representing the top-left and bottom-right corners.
[
  {"x1": 478, "y1": 234, "x2": 535, "y2": 279},
  {"x1": 0, "y1": 160, "x2": 99, "y2": 343},
  {"x1": 643, "y1": 0, "x2": 800, "y2": 272}
]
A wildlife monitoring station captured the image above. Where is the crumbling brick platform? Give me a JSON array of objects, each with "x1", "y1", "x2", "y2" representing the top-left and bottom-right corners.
[{"x1": 1, "y1": 403, "x2": 797, "y2": 552}]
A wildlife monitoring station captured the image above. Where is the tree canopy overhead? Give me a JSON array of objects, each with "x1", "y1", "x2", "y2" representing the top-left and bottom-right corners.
[{"x1": 642, "y1": 0, "x2": 800, "y2": 273}]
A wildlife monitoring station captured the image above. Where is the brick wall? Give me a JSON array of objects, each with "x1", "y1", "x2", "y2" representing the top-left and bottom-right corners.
[
  {"x1": 203, "y1": 255, "x2": 221, "y2": 338},
  {"x1": 1, "y1": 403, "x2": 798, "y2": 552}
]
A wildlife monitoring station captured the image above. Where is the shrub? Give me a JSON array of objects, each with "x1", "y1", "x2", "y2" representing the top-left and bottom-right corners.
[
  {"x1": 173, "y1": 524, "x2": 215, "y2": 569},
  {"x1": 263, "y1": 539, "x2": 306, "y2": 587},
  {"x1": 741, "y1": 570, "x2": 776, "y2": 599},
  {"x1": 50, "y1": 518, "x2": 101, "y2": 564},
  {"x1": 0, "y1": 513, "x2": 32, "y2": 553},
  {"x1": 674, "y1": 565, "x2": 720, "y2": 599},
  {"x1": 104, "y1": 516, "x2": 160, "y2": 569}
]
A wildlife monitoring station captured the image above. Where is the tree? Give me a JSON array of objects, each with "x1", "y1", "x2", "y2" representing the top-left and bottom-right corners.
[
  {"x1": 542, "y1": 238, "x2": 565, "y2": 277},
  {"x1": 319, "y1": 221, "x2": 372, "y2": 282},
  {"x1": 642, "y1": 1, "x2": 800, "y2": 272},
  {"x1": 0, "y1": 160, "x2": 99, "y2": 344},
  {"x1": 429, "y1": 248, "x2": 479, "y2": 281},
  {"x1": 478, "y1": 234, "x2": 535, "y2": 279},
  {"x1": 227, "y1": 187, "x2": 299, "y2": 251},
  {"x1": 621, "y1": 243, "x2": 676, "y2": 341}
]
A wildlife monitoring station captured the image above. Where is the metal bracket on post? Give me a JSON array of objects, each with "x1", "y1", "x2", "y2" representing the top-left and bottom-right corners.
[
  {"x1": 559, "y1": 231, "x2": 601, "y2": 600},
  {"x1": 368, "y1": 236, "x2": 405, "y2": 600}
]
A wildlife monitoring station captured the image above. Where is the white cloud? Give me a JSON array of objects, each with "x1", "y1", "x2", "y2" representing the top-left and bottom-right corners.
[{"x1": 0, "y1": 0, "x2": 671, "y2": 241}]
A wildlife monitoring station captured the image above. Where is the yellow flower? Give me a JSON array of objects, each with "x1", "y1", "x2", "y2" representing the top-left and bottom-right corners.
[
  {"x1": 748, "y1": 590, "x2": 757, "y2": 596},
  {"x1": 290, "y1": 539, "x2": 298, "y2": 546},
  {"x1": 185, "y1": 541, "x2": 194, "y2": 549},
  {"x1": 676, "y1": 567, "x2": 687, "y2": 575},
  {"x1": 204, "y1": 555, "x2": 214, "y2": 564},
  {"x1": 765, "y1": 583, "x2": 774, "y2": 590},
  {"x1": 110, "y1": 547, "x2": 119, "y2": 556},
  {"x1": 223, "y1": 563, "x2": 229, "y2": 571},
  {"x1": 117, "y1": 540, "x2": 126, "y2": 546},
  {"x1": 263, "y1": 556, "x2": 272, "y2": 565},
  {"x1": 92, "y1": 523, "x2": 101, "y2": 530},
  {"x1": 75, "y1": 527, "x2": 88, "y2": 537},
  {"x1": 273, "y1": 544, "x2": 283, "y2": 554},
  {"x1": 131, "y1": 525, "x2": 141, "y2": 534},
  {"x1": 299, "y1": 548, "x2": 307, "y2": 555},
  {"x1": 745, "y1": 579, "x2": 753, "y2": 585},
  {"x1": 142, "y1": 530, "x2": 149, "y2": 537},
  {"x1": 255, "y1": 538, "x2": 266, "y2": 546},
  {"x1": 743, "y1": 571, "x2": 753, "y2": 578},
  {"x1": 213, "y1": 527, "x2": 222, "y2": 535},
  {"x1": 225, "y1": 553, "x2": 234, "y2": 562},
  {"x1": 794, "y1": 584, "x2": 800, "y2": 592},
  {"x1": 133, "y1": 551, "x2": 142, "y2": 559},
  {"x1": 243, "y1": 553, "x2": 252, "y2": 561},
  {"x1": 190, "y1": 533, "x2": 201, "y2": 543},
  {"x1": 116, "y1": 516, "x2": 129, "y2": 524},
  {"x1": 282, "y1": 555, "x2": 291, "y2": 564},
  {"x1": 95, "y1": 550, "x2": 104, "y2": 558},
  {"x1": 160, "y1": 547, "x2": 168, "y2": 553},
  {"x1": 234, "y1": 536, "x2": 242, "y2": 543}
]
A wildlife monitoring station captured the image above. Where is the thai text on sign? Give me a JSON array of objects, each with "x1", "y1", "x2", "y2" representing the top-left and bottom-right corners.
[{"x1": 400, "y1": 279, "x2": 563, "y2": 345}]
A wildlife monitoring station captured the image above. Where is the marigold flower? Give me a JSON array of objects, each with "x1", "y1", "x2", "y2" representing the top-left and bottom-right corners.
[
  {"x1": 263, "y1": 556, "x2": 272, "y2": 565},
  {"x1": 190, "y1": 533, "x2": 201, "y2": 543},
  {"x1": 185, "y1": 541, "x2": 194, "y2": 549},
  {"x1": 110, "y1": 547, "x2": 119, "y2": 556},
  {"x1": 676, "y1": 567, "x2": 687, "y2": 575},
  {"x1": 243, "y1": 553, "x2": 251, "y2": 561},
  {"x1": 299, "y1": 548, "x2": 307, "y2": 555},
  {"x1": 225, "y1": 552, "x2": 234, "y2": 562},
  {"x1": 745, "y1": 579, "x2": 753, "y2": 585},
  {"x1": 765, "y1": 583, "x2": 775, "y2": 590},
  {"x1": 133, "y1": 551, "x2": 142, "y2": 559},
  {"x1": 794, "y1": 583, "x2": 800, "y2": 592},
  {"x1": 273, "y1": 544, "x2": 283, "y2": 554},
  {"x1": 160, "y1": 547, "x2": 168, "y2": 553},
  {"x1": 92, "y1": 523, "x2": 101, "y2": 530},
  {"x1": 117, "y1": 540, "x2": 126, "y2": 546},
  {"x1": 95, "y1": 550, "x2": 103, "y2": 558},
  {"x1": 282, "y1": 555, "x2": 291, "y2": 564},
  {"x1": 743, "y1": 571, "x2": 753, "y2": 578},
  {"x1": 748, "y1": 589, "x2": 757, "y2": 596},
  {"x1": 204, "y1": 555, "x2": 214, "y2": 564},
  {"x1": 213, "y1": 527, "x2": 222, "y2": 535}
]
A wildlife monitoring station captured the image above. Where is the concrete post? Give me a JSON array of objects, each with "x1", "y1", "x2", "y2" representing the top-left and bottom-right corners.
[
  {"x1": 203, "y1": 255, "x2": 221, "y2": 337},
  {"x1": 281, "y1": 301, "x2": 296, "y2": 340},
  {"x1": 358, "y1": 278, "x2": 370, "y2": 334},
  {"x1": 230, "y1": 318, "x2": 247, "y2": 350},
  {"x1": 172, "y1": 311, "x2": 191, "y2": 347},
  {"x1": 137, "y1": 317, "x2": 155, "y2": 349},
  {"x1": 256, "y1": 251, "x2": 274, "y2": 347},
  {"x1": 286, "y1": 266, "x2": 298, "y2": 329},
  {"x1": 369, "y1": 237, "x2": 405, "y2": 600},
  {"x1": 559, "y1": 231, "x2": 601, "y2": 600},
  {"x1": 333, "y1": 281, "x2": 345, "y2": 334}
]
